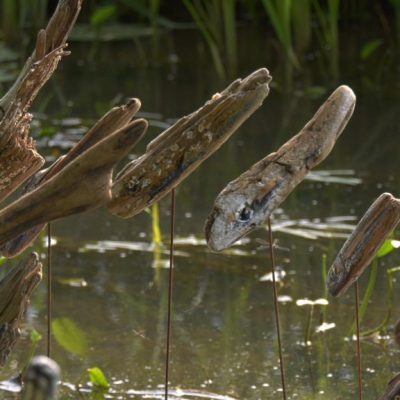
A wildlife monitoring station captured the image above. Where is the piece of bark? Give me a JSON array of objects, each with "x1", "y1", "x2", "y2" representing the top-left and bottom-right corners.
[
  {"x1": 327, "y1": 193, "x2": 400, "y2": 297},
  {"x1": 107, "y1": 68, "x2": 271, "y2": 218},
  {"x1": 0, "y1": 0, "x2": 83, "y2": 203},
  {"x1": 205, "y1": 85, "x2": 356, "y2": 251},
  {"x1": 378, "y1": 373, "x2": 400, "y2": 400},
  {"x1": 0, "y1": 119, "x2": 147, "y2": 248},
  {"x1": 22, "y1": 356, "x2": 60, "y2": 400},
  {"x1": 0, "y1": 98, "x2": 141, "y2": 258},
  {"x1": 0, "y1": 253, "x2": 42, "y2": 366}
]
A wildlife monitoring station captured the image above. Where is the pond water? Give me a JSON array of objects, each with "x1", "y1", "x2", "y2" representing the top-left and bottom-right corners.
[{"x1": 2, "y1": 25, "x2": 400, "y2": 400}]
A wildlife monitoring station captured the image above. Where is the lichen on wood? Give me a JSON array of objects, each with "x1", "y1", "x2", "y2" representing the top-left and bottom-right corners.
[{"x1": 108, "y1": 68, "x2": 271, "y2": 218}]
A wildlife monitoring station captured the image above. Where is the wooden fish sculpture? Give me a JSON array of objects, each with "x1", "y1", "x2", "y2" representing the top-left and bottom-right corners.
[
  {"x1": 205, "y1": 85, "x2": 356, "y2": 251},
  {"x1": 107, "y1": 68, "x2": 272, "y2": 218},
  {"x1": 0, "y1": 119, "x2": 147, "y2": 248},
  {"x1": 0, "y1": 99, "x2": 141, "y2": 258},
  {"x1": 327, "y1": 193, "x2": 400, "y2": 297}
]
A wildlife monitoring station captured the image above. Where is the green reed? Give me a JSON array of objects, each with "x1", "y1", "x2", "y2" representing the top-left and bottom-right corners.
[
  {"x1": 312, "y1": 0, "x2": 340, "y2": 81},
  {"x1": 181, "y1": 0, "x2": 238, "y2": 79}
]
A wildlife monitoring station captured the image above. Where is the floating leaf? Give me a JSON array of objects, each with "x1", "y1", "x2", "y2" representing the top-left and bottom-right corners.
[
  {"x1": 57, "y1": 278, "x2": 88, "y2": 287},
  {"x1": 88, "y1": 367, "x2": 110, "y2": 390},
  {"x1": 29, "y1": 329, "x2": 42, "y2": 344},
  {"x1": 52, "y1": 318, "x2": 88, "y2": 356},
  {"x1": 316, "y1": 322, "x2": 336, "y2": 333},
  {"x1": 296, "y1": 299, "x2": 313, "y2": 306},
  {"x1": 376, "y1": 239, "x2": 400, "y2": 258}
]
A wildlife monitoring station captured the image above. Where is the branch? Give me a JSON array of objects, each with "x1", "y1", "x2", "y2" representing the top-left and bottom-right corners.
[{"x1": 108, "y1": 68, "x2": 271, "y2": 218}]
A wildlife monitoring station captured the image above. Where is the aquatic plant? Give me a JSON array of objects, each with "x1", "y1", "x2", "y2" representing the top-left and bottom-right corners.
[{"x1": 181, "y1": 0, "x2": 238, "y2": 78}]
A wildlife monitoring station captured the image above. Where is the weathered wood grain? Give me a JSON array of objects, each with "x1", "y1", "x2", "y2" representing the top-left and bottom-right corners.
[
  {"x1": 0, "y1": 0, "x2": 82, "y2": 202},
  {"x1": 22, "y1": 356, "x2": 60, "y2": 400},
  {"x1": 205, "y1": 85, "x2": 356, "y2": 251},
  {"x1": 0, "y1": 99, "x2": 141, "y2": 258},
  {"x1": 0, "y1": 119, "x2": 147, "y2": 248},
  {"x1": 378, "y1": 373, "x2": 400, "y2": 400},
  {"x1": 0, "y1": 253, "x2": 42, "y2": 366},
  {"x1": 107, "y1": 68, "x2": 271, "y2": 218},
  {"x1": 327, "y1": 193, "x2": 400, "y2": 297}
]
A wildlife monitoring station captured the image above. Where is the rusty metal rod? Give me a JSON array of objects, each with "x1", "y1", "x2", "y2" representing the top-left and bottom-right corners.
[
  {"x1": 165, "y1": 189, "x2": 176, "y2": 400},
  {"x1": 267, "y1": 217, "x2": 287, "y2": 400}
]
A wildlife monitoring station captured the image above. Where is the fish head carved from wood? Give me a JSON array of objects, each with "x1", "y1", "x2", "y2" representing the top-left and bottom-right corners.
[{"x1": 205, "y1": 86, "x2": 356, "y2": 252}]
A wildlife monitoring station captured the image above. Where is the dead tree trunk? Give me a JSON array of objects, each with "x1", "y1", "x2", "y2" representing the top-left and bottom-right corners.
[{"x1": 0, "y1": 0, "x2": 83, "y2": 202}]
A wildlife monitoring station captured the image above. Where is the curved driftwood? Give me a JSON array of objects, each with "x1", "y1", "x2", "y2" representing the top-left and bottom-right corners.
[
  {"x1": 0, "y1": 119, "x2": 147, "y2": 248},
  {"x1": 107, "y1": 68, "x2": 271, "y2": 218},
  {"x1": 205, "y1": 85, "x2": 356, "y2": 251},
  {"x1": 0, "y1": 253, "x2": 42, "y2": 366},
  {"x1": 1, "y1": 98, "x2": 141, "y2": 258},
  {"x1": 0, "y1": 0, "x2": 83, "y2": 202},
  {"x1": 327, "y1": 193, "x2": 400, "y2": 297},
  {"x1": 22, "y1": 356, "x2": 60, "y2": 400},
  {"x1": 378, "y1": 373, "x2": 400, "y2": 400}
]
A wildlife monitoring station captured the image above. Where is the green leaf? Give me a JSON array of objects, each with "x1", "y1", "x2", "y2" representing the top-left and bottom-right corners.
[
  {"x1": 361, "y1": 39, "x2": 382, "y2": 60},
  {"x1": 88, "y1": 367, "x2": 110, "y2": 390},
  {"x1": 0, "y1": 257, "x2": 7, "y2": 267},
  {"x1": 90, "y1": 5, "x2": 117, "y2": 27},
  {"x1": 30, "y1": 329, "x2": 42, "y2": 344},
  {"x1": 377, "y1": 239, "x2": 400, "y2": 258},
  {"x1": 52, "y1": 318, "x2": 88, "y2": 356}
]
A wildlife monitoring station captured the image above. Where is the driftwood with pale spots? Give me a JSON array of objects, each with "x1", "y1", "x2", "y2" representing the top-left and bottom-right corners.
[
  {"x1": 0, "y1": 119, "x2": 147, "y2": 249},
  {"x1": 0, "y1": 0, "x2": 83, "y2": 202},
  {"x1": 0, "y1": 99, "x2": 142, "y2": 258},
  {"x1": 107, "y1": 68, "x2": 271, "y2": 218},
  {"x1": 205, "y1": 86, "x2": 356, "y2": 251},
  {"x1": 0, "y1": 253, "x2": 42, "y2": 366},
  {"x1": 327, "y1": 193, "x2": 400, "y2": 297}
]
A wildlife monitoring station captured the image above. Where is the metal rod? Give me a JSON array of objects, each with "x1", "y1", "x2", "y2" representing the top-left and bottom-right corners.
[
  {"x1": 47, "y1": 222, "x2": 52, "y2": 358},
  {"x1": 267, "y1": 217, "x2": 287, "y2": 400},
  {"x1": 355, "y1": 281, "x2": 363, "y2": 400},
  {"x1": 165, "y1": 190, "x2": 176, "y2": 400}
]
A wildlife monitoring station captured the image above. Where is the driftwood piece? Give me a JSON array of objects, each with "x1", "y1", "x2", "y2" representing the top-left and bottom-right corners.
[
  {"x1": 205, "y1": 85, "x2": 356, "y2": 251},
  {"x1": 0, "y1": 99, "x2": 141, "y2": 258},
  {"x1": 0, "y1": 119, "x2": 147, "y2": 248},
  {"x1": 0, "y1": 0, "x2": 83, "y2": 202},
  {"x1": 327, "y1": 193, "x2": 400, "y2": 297},
  {"x1": 378, "y1": 373, "x2": 400, "y2": 400},
  {"x1": 22, "y1": 356, "x2": 60, "y2": 400},
  {"x1": 107, "y1": 68, "x2": 272, "y2": 218},
  {"x1": 0, "y1": 253, "x2": 42, "y2": 366}
]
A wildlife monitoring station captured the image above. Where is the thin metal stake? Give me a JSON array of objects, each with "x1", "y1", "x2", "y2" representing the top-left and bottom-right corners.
[
  {"x1": 165, "y1": 189, "x2": 176, "y2": 400},
  {"x1": 354, "y1": 281, "x2": 363, "y2": 400},
  {"x1": 267, "y1": 217, "x2": 287, "y2": 400},
  {"x1": 47, "y1": 222, "x2": 52, "y2": 358}
]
